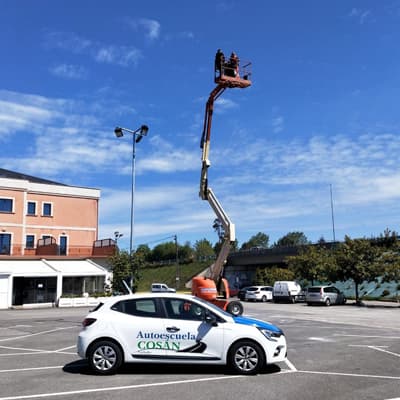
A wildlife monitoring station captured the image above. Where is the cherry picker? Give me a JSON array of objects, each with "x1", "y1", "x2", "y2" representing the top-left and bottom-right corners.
[{"x1": 191, "y1": 50, "x2": 252, "y2": 316}]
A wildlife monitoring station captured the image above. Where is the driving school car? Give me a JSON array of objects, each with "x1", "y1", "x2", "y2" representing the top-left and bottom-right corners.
[{"x1": 77, "y1": 293, "x2": 287, "y2": 375}]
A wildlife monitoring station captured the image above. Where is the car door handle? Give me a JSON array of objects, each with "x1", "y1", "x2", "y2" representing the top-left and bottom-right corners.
[{"x1": 166, "y1": 326, "x2": 180, "y2": 333}]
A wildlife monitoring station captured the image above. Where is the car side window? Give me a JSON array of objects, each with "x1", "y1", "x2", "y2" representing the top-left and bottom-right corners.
[
  {"x1": 111, "y1": 299, "x2": 161, "y2": 318},
  {"x1": 163, "y1": 298, "x2": 205, "y2": 321}
]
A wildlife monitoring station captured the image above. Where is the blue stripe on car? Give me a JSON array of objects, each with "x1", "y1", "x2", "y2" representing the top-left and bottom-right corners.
[{"x1": 233, "y1": 316, "x2": 282, "y2": 333}]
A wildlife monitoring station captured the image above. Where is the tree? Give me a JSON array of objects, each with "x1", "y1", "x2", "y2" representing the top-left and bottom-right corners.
[
  {"x1": 255, "y1": 266, "x2": 295, "y2": 285},
  {"x1": 274, "y1": 231, "x2": 309, "y2": 247},
  {"x1": 240, "y1": 232, "x2": 269, "y2": 251},
  {"x1": 135, "y1": 244, "x2": 151, "y2": 261},
  {"x1": 286, "y1": 245, "x2": 337, "y2": 285},
  {"x1": 194, "y1": 238, "x2": 215, "y2": 261},
  {"x1": 335, "y1": 236, "x2": 381, "y2": 304},
  {"x1": 213, "y1": 218, "x2": 225, "y2": 243},
  {"x1": 108, "y1": 250, "x2": 138, "y2": 293},
  {"x1": 150, "y1": 241, "x2": 177, "y2": 262},
  {"x1": 179, "y1": 241, "x2": 194, "y2": 262}
]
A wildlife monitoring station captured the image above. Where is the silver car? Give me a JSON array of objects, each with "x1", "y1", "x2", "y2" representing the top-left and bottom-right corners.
[{"x1": 306, "y1": 285, "x2": 346, "y2": 306}]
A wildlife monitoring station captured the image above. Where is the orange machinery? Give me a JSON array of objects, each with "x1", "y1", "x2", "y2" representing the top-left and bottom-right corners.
[{"x1": 191, "y1": 50, "x2": 252, "y2": 316}]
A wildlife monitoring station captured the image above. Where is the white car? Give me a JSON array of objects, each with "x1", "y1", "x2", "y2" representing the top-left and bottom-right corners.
[
  {"x1": 151, "y1": 283, "x2": 176, "y2": 293},
  {"x1": 77, "y1": 293, "x2": 287, "y2": 375},
  {"x1": 245, "y1": 286, "x2": 273, "y2": 302}
]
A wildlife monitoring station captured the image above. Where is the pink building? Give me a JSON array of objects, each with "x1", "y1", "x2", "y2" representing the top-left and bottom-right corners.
[
  {"x1": 0, "y1": 168, "x2": 100, "y2": 256},
  {"x1": 0, "y1": 169, "x2": 114, "y2": 308}
]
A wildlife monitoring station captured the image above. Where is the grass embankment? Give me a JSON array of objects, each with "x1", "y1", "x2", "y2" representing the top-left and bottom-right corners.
[{"x1": 136, "y1": 261, "x2": 209, "y2": 292}]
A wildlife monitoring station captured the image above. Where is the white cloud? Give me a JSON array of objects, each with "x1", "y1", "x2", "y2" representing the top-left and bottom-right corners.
[
  {"x1": 44, "y1": 31, "x2": 142, "y2": 67},
  {"x1": 348, "y1": 8, "x2": 371, "y2": 24},
  {"x1": 138, "y1": 18, "x2": 161, "y2": 40},
  {"x1": 271, "y1": 116, "x2": 284, "y2": 133},
  {"x1": 49, "y1": 64, "x2": 87, "y2": 79}
]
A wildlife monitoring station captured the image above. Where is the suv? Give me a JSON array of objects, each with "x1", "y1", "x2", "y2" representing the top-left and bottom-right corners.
[
  {"x1": 151, "y1": 283, "x2": 176, "y2": 293},
  {"x1": 306, "y1": 285, "x2": 346, "y2": 306},
  {"x1": 245, "y1": 286, "x2": 273, "y2": 302}
]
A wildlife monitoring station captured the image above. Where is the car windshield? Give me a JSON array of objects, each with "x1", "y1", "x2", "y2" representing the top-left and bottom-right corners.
[{"x1": 247, "y1": 287, "x2": 258, "y2": 291}]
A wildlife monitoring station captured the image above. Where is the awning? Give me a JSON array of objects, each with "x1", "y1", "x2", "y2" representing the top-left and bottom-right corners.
[
  {"x1": 0, "y1": 260, "x2": 57, "y2": 277},
  {"x1": 43, "y1": 259, "x2": 108, "y2": 276}
]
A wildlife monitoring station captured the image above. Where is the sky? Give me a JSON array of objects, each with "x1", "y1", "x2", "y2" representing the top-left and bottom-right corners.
[{"x1": 1, "y1": 0, "x2": 400, "y2": 251}]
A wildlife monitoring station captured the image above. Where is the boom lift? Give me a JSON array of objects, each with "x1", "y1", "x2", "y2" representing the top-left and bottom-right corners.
[{"x1": 191, "y1": 50, "x2": 252, "y2": 316}]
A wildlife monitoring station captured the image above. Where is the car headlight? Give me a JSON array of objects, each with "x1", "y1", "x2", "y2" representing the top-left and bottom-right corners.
[{"x1": 258, "y1": 328, "x2": 282, "y2": 342}]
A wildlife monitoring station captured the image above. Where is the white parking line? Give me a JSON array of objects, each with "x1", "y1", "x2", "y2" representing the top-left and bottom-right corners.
[
  {"x1": 349, "y1": 344, "x2": 400, "y2": 358},
  {"x1": 298, "y1": 370, "x2": 400, "y2": 380},
  {"x1": 334, "y1": 334, "x2": 400, "y2": 339},
  {"x1": 0, "y1": 376, "x2": 245, "y2": 400},
  {"x1": 284, "y1": 359, "x2": 297, "y2": 372},
  {"x1": 0, "y1": 327, "x2": 76, "y2": 342},
  {"x1": 54, "y1": 346, "x2": 75, "y2": 352},
  {"x1": 369, "y1": 346, "x2": 400, "y2": 358},
  {"x1": 0, "y1": 345, "x2": 76, "y2": 356},
  {"x1": 0, "y1": 366, "x2": 63, "y2": 373}
]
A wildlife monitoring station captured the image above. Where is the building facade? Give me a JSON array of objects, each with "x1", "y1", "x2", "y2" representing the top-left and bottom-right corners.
[
  {"x1": 0, "y1": 168, "x2": 100, "y2": 256},
  {"x1": 0, "y1": 169, "x2": 114, "y2": 309}
]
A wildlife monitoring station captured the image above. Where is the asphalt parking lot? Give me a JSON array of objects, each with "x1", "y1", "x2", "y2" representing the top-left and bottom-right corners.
[{"x1": 0, "y1": 301, "x2": 399, "y2": 400}]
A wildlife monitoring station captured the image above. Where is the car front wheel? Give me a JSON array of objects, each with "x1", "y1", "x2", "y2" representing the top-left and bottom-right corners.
[
  {"x1": 228, "y1": 340, "x2": 265, "y2": 375},
  {"x1": 88, "y1": 340, "x2": 123, "y2": 375},
  {"x1": 261, "y1": 295, "x2": 267, "y2": 302}
]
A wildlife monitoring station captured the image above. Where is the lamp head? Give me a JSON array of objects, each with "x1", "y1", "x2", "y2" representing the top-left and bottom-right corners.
[
  {"x1": 139, "y1": 125, "x2": 149, "y2": 136},
  {"x1": 114, "y1": 127, "x2": 123, "y2": 138}
]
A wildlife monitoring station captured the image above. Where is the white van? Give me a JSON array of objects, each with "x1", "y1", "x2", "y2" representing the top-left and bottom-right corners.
[
  {"x1": 151, "y1": 283, "x2": 176, "y2": 293},
  {"x1": 273, "y1": 281, "x2": 303, "y2": 303}
]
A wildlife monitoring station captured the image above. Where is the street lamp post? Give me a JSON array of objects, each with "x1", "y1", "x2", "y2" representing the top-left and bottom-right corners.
[{"x1": 114, "y1": 124, "x2": 149, "y2": 290}]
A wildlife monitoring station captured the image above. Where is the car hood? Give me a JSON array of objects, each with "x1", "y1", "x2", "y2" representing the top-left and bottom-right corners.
[{"x1": 233, "y1": 315, "x2": 283, "y2": 333}]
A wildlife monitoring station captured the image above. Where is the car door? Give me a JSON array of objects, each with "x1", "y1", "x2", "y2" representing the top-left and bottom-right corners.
[
  {"x1": 161, "y1": 298, "x2": 225, "y2": 361},
  {"x1": 110, "y1": 298, "x2": 167, "y2": 358}
]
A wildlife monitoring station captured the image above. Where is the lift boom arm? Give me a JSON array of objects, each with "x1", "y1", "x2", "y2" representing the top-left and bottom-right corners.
[{"x1": 199, "y1": 61, "x2": 252, "y2": 282}]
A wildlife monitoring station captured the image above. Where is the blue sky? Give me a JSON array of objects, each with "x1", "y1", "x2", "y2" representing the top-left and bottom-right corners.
[{"x1": 1, "y1": 0, "x2": 400, "y2": 250}]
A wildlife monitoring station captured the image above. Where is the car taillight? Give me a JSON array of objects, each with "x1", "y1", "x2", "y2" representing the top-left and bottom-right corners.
[{"x1": 82, "y1": 318, "x2": 97, "y2": 327}]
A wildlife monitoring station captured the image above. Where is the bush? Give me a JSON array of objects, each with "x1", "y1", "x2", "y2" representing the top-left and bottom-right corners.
[{"x1": 381, "y1": 289, "x2": 390, "y2": 297}]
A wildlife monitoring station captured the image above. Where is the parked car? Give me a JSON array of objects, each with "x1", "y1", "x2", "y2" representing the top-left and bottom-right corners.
[
  {"x1": 151, "y1": 283, "x2": 176, "y2": 293},
  {"x1": 273, "y1": 281, "x2": 303, "y2": 303},
  {"x1": 245, "y1": 286, "x2": 273, "y2": 302},
  {"x1": 77, "y1": 293, "x2": 287, "y2": 375},
  {"x1": 306, "y1": 285, "x2": 346, "y2": 306},
  {"x1": 238, "y1": 286, "x2": 252, "y2": 301}
]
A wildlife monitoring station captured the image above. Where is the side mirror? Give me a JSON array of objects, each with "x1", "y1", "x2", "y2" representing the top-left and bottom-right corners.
[{"x1": 204, "y1": 312, "x2": 218, "y2": 326}]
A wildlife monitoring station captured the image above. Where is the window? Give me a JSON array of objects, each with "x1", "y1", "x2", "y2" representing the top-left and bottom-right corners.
[
  {"x1": 59, "y1": 236, "x2": 67, "y2": 256},
  {"x1": 112, "y1": 298, "x2": 161, "y2": 318},
  {"x1": 27, "y1": 201, "x2": 37, "y2": 215},
  {"x1": 26, "y1": 235, "x2": 35, "y2": 249},
  {"x1": 163, "y1": 298, "x2": 205, "y2": 321},
  {"x1": 42, "y1": 202, "x2": 52, "y2": 216},
  {"x1": 0, "y1": 198, "x2": 13, "y2": 213},
  {"x1": 0, "y1": 234, "x2": 11, "y2": 254}
]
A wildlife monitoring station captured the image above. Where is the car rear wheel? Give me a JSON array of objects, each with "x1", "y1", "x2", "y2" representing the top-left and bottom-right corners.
[
  {"x1": 88, "y1": 340, "x2": 123, "y2": 375},
  {"x1": 226, "y1": 300, "x2": 243, "y2": 316},
  {"x1": 261, "y1": 295, "x2": 267, "y2": 302},
  {"x1": 228, "y1": 340, "x2": 265, "y2": 375}
]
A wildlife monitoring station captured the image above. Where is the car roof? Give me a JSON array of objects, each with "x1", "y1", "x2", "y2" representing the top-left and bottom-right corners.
[{"x1": 98, "y1": 292, "x2": 216, "y2": 309}]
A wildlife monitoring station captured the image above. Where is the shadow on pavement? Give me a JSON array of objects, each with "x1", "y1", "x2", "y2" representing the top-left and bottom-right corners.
[{"x1": 63, "y1": 360, "x2": 282, "y2": 376}]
